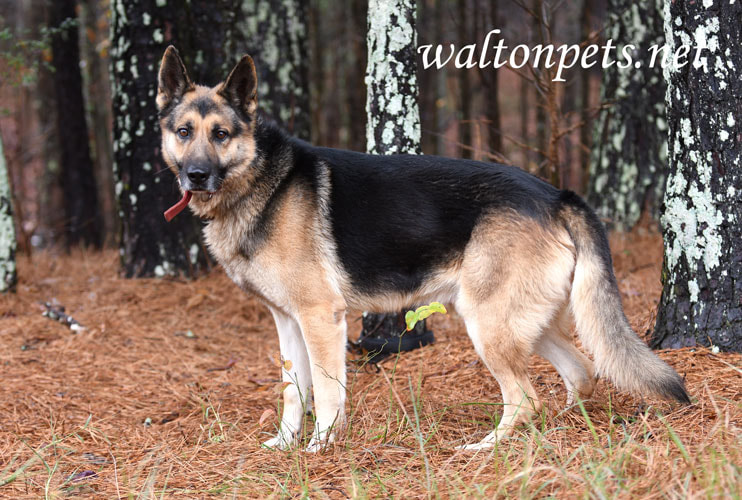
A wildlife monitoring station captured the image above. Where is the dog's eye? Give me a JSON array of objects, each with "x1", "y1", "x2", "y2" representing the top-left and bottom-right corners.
[
  {"x1": 215, "y1": 129, "x2": 229, "y2": 141},
  {"x1": 177, "y1": 127, "x2": 189, "y2": 138}
]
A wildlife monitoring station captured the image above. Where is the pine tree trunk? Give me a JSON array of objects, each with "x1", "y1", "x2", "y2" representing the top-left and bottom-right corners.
[
  {"x1": 80, "y1": 0, "x2": 116, "y2": 244},
  {"x1": 238, "y1": 0, "x2": 310, "y2": 140},
  {"x1": 485, "y1": 0, "x2": 502, "y2": 156},
  {"x1": 653, "y1": 1, "x2": 742, "y2": 351},
  {"x1": 346, "y1": 0, "x2": 368, "y2": 152},
  {"x1": 0, "y1": 133, "x2": 17, "y2": 293},
  {"x1": 365, "y1": 0, "x2": 421, "y2": 155},
  {"x1": 533, "y1": 0, "x2": 547, "y2": 172},
  {"x1": 579, "y1": 0, "x2": 593, "y2": 192},
  {"x1": 520, "y1": 68, "x2": 530, "y2": 167},
  {"x1": 457, "y1": 0, "x2": 472, "y2": 159},
  {"x1": 110, "y1": 0, "x2": 243, "y2": 277},
  {"x1": 474, "y1": 0, "x2": 502, "y2": 158},
  {"x1": 433, "y1": 0, "x2": 446, "y2": 156},
  {"x1": 308, "y1": 0, "x2": 324, "y2": 144},
  {"x1": 361, "y1": 0, "x2": 431, "y2": 351},
  {"x1": 587, "y1": 0, "x2": 667, "y2": 231},
  {"x1": 50, "y1": 0, "x2": 103, "y2": 248}
]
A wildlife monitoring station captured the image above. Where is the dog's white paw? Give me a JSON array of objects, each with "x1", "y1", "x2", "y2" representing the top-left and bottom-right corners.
[
  {"x1": 261, "y1": 434, "x2": 295, "y2": 450},
  {"x1": 304, "y1": 438, "x2": 325, "y2": 453},
  {"x1": 456, "y1": 440, "x2": 495, "y2": 451},
  {"x1": 304, "y1": 429, "x2": 334, "y2": 453},
  {"x1": 456, "y1": 429, "x2": 512, "y2": 451}
]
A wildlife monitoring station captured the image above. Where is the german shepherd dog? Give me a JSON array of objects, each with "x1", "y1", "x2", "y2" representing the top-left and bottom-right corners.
[{"x1": 156, "y1": 47, "x2": 689, "y2": 451}]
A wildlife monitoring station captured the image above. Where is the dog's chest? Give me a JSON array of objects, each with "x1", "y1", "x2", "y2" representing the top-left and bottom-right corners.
[{"x1": 203, "y1": 219, "x2": 288, "y2": 306}]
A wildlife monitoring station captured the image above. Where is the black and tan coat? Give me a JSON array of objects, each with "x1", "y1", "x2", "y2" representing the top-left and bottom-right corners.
[{"x1": 156, "y1": 47, "x2": 689, "y2": 451}]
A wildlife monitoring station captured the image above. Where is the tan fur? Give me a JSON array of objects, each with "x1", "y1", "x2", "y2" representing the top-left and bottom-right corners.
[
  {"x1": 453, "y1": 214, "x2": 577, "y2": 449},
  {"x1": 562, "y1": 206, "x2": 686, "y2": 402}
]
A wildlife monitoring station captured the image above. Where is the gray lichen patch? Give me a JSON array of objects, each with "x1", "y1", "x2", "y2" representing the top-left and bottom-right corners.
[
  {"x1": 238, "y1": 0, "x2": 309, "y2": 139},
  {"x1": 0, "y1": 135, "x2": 17, "y2": 292},
  {"x1": 588, "y1": 0, "x2": 667, "y2": 231},
  {"x1": 365, "y1": 0, "x2": 421, "y2": 155}
]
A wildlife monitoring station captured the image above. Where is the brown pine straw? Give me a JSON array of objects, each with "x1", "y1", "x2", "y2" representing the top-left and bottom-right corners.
[{"x1": 0, "y1": 229, "x2": 739, "y2": 498}]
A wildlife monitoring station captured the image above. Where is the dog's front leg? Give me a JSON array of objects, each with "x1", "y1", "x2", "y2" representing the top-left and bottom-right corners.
[
  {"x1": 262, "y1": 308, "x2": 312, "y2": 450},
  {"x1": 298, "y1": 303, "x2": 348, "y2": 452}
]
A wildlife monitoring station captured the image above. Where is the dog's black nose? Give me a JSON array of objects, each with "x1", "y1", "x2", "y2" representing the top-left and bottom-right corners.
[{"x1": 187, "y1": 167, "x2": 209, "y2": 185}]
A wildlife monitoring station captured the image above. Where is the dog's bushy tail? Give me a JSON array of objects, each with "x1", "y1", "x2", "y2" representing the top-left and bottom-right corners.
[{"x1": 559, "y1": 192, "x2": 690, "y2": 404}]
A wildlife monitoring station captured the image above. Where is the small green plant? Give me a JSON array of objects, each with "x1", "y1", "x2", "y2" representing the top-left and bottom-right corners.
[{"x1": 404, "y1": 301, "x2": 447, "y2": 331}]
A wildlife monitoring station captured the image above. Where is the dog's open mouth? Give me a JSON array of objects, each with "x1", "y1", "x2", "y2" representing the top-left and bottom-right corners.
[{"x1": 163, "y1": 191, "x2": 193, "y2": 222}]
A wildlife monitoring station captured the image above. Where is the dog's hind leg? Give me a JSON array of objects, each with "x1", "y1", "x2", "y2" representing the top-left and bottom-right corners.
[
  {"x1": 298, "y1": 301, "x2": 348, "y2": 452},
  {"x1": 456, "y1": 299, "x2": 546, "y2": 451},
  {"x1": 263, "y1": 308, "x2": 313, "y2": 450},
  {"x1": 455, "y1": 219, "x2": 576, "y2": 450},
  {"x1": 534, "y1": 306, "x2": 596, "y2": 406}
]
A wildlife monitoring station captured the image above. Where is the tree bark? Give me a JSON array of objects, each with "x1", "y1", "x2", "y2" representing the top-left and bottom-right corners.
[
  {"x1": 579, "y1": 0, "x2": 594, "y2": 192},
  {"x1": 365, "y1": 0, "x2": 421, "y2": 155},
  {"x1": 456, "y1": 0, "x2": 472, "y2": 159},
  {"x1": 80, "y1": 0, "x2": 116, "y2": 244},
  {"x1": 653, "y1": 0, "x2": 742, "y2": 351},
  {"x1": 0, "y1": 133, "x2": 17, "y2": 293},
  {"x1": 474, "y1": 0, "x2": 502, "y2": 158},
  {"x1": 238, "y1": 0, "x2": 311, "y2": 140},
  {"x1": 533, "y1": 0, "x2": 548, "y2": 176},
  {"x1": 346, "y1": 0, "x2": 368, "y2": 152},
  {"x1": 361, "y1": 0, "x2": 431, "y2": 351},
  {"x1": 485, "y1": 0, "x2": 502, "y2": 156},
  {"x1": 433, "y1": 0, "x2": 446, "y2": 156},
  {"x1": 308, "y1": 0, "x2": 324, "y2": 145},
  {"x1": 50, "y1": 0, "x2": 103, "y2": 248},
  {"x1": 520, "y1": 64, "x2": 530, "y2": 167},
  {"x1": 587, "y1": 0, "x2": 667, "y2": 231},
  {"x1": 110, "y1": 0, "x2": 245, "y2": 277}
]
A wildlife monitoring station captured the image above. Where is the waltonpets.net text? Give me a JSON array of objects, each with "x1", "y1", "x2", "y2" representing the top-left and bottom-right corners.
[{"x1": 418, "y1": 29, "x2": 715, "y2": 82}]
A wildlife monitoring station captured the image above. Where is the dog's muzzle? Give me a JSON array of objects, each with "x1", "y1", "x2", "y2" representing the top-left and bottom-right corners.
[{"x1": 181, "y1": 160, "x2": 220, "y2": 193}]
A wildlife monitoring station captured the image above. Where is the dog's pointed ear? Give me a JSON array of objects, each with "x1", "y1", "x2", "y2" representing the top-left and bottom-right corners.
[
  {"x1": 218, "y1": 55, "x2": 258, "y2": 118},
  {"x1": 157, "y1": 46, "x2": 194, "y2": 112}
]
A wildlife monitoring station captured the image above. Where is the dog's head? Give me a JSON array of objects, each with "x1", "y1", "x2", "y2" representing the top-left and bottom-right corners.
[{"x1": 157, "y1": 46, "x2": 258, "y2": 212}]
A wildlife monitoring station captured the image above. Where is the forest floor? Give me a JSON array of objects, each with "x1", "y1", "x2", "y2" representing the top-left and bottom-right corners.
[{"x1": 0, "y1": 229, "x2": 740, "y2": 499}]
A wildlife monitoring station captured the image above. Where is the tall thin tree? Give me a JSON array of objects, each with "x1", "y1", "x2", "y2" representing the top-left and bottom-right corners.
[
  {"x1": 457, "y1": 0, "x2": 472, "y2": 159},
  {"x1": 653, "y1": 0, "x2": 742, "y2": 350},
  {"x1": 50, "y1": 0, "x2": 102, "y2": 248},
  {"x1": 80, "y1": 0, "x2": 116, "y2": 242},
  {"x1": 0, "y1": 133, "x2": 16, "y2": 293},
  {"x1": 359, "y1": 0, "x2": 433, "y2": 354},
  {"x1": 579, "y1": 0, "x2": 594, "y2": 191},
  {"x1": 483, "y1": 0, "x2": 502, "y2": 156},
  {"x1": 345, "y1": 0, "x2": 368, "y2": 152},
  {"x1": 237, "y1": 0, "x2": 310, "y2": 140},
  {"x1": 588, "y1": 0, "x2": 667, "y2": 231}
]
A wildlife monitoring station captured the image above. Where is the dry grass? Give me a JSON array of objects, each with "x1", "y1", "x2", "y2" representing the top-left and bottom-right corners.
[{"x1": 0, "y1": 229, "x2": 740, "y2": 498}]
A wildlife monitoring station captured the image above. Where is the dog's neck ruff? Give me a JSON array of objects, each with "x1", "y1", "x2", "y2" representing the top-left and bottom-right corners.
[{"x1": 164, "y1": 191, "x2": 193, "y2": 221}]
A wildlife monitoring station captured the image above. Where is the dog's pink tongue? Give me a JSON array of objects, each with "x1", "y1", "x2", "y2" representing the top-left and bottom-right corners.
[{"x1": 164, "y1": 191, "x2": 192, "y2": 222}]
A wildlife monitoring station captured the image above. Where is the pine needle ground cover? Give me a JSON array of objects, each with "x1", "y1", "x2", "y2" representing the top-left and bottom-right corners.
[{"x1": 0, "y1": 230, "x2": 739, "y2": 498}]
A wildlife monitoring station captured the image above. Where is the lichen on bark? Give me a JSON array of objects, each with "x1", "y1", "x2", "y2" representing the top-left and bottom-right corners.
[
  {"x1": 588, "y1": 0, "x2": 667, "y2": 231},
  {"x1": 0, "y1": 134, "x2": 17, "y2": 293},
  {"x1": 236, "y1": 0, "x2": 310, "y2": 140},
  {"x1": 653, "y1": 0, "x2": 742, "y2": 351},
  {"x1": 365, "y1": 0, "x2": 421, "y2": 155}
]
